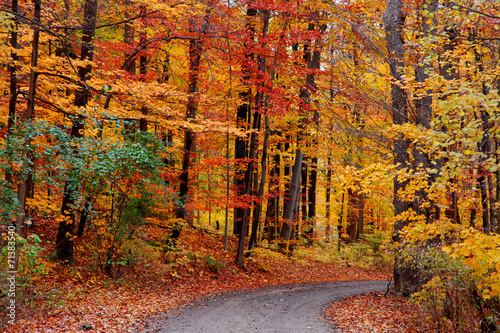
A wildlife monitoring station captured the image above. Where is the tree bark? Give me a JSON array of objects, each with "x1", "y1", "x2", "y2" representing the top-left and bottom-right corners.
[
  {"x1": 384, "y1": 0, "x2": 413, "y2": 294},
  {"x1": 325, "y1": 157, "x2": 332, "y2": 242},
  {"x1": 279, "y1": 149, "x2": 303, "y2": 252},
  {"x1": 6, "y1": 0, "x2": 19, "y2": 185},
  {"x1": 265, "y1": 148, "x2": 280, "y2": 241},
  {"x1": 347, "y1": 188, "x2": 358, "y2": 242},
  {"x1": 247, "y1": 115, "x2": 270, "y2": 255},
  {"x1": 300, "y1": 22, "x2": 324, "y2": 240},
  {"x1": 357, "y1": 193, "x2": 364, "y2": 239},
  {"x1": 233, "y1": 6, "x2": 257, "y2": 236},
  {"x1": 124, "y1": 0, "x2": 136, "y2": 74},
  {"x1": 15, "y1": 0, "x2": 41, "y2": 234},
  {"x1": 55, "y1": 0, "x2": 97, "y2": 264},
  {"x1": 235, "y1": 110, "x2": 261, "y2": 268},
  {"x1": 175, "y1": 16, "x2": 206, "y2": 228}
]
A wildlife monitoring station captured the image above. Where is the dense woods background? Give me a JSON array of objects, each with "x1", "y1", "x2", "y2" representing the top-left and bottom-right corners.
[{"x1": 1, "y1": 0, "x2": 500, "y2": 331}]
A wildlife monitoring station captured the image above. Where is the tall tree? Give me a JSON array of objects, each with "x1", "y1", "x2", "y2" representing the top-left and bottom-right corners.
[
  {"x1": 55, "y1": 0, "x2": 98, "y2": 264},
  {"x1": 176, "y1": 13, "x2": 207, "y2": 227},
  {"x1": 15, "y1": 0, "x2": 42, "y2": 232},
  {"x1": 383, "y1": 0, "x2": 413, "y2": 294}
]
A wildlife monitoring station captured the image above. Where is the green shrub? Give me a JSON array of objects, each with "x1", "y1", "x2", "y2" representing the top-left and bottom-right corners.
[{"x1": 203, "y1": 254, "x2": 224, "y2": 273}]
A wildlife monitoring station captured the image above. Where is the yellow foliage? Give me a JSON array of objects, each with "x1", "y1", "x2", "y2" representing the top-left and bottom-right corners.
[
  {"x1": 401, "y1": 218, "x2": 463, "y2": 245},
  {"x1": 444, "y1": 229, "x2": 500, "y2": 297}
]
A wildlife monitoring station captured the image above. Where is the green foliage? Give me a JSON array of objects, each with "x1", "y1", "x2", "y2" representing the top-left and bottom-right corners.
[
  {"x1": 360, "y1": 231, "x2": 385, "y2": 252},
  {"x1": 0, "y1": 115, "x2": 171, "y2": 276},
  {"x1": 0, "y1": 234, "x2": 47, "y2": 300},
  {"x1": 203, "y1": 254, "x2": 225, "y2": 273}
]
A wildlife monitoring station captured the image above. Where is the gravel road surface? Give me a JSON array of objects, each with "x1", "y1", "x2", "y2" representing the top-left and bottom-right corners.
[{"x1": 138, "y1": 280, "x2": 388, "y2": 333}]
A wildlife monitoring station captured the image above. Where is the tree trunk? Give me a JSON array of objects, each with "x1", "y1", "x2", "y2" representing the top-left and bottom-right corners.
[
  {"x1": 479, "y1": 173, "x2": 490, "y2": 235},
  {"x1": 265, "y1": 148, "x2": 280, "y2": 241},
  {"x1": 301, "y1": 157, "x2": 308, "y2": 232},
  {"x1": 235, "y1": 110, "x2": 261, "y2": 268},
  {"x1": 281, "y1": 139, "x2": 291, "y2": 236},
  {"x1": 55, "y1": 0, "x2": 97, "y2": 264},
  {"x1": 234, "y1": 103, "x2": 249, "y2": 235},
  {"x1": 307, "y1": 156, "x2": 317, "y2": 233},
  {"x1": 124, "y1": 0, "x2": 135, "y2": 74},
  {"x1": 347, "y1": 188, "x2": 358, "y2": 242},
  {"x1": 233, "y1": 6, "x2": 257, "y2": 236},
  {"x1": 325, "y1": 157, "x2": 332, "y2": 242},
  {"x1": 338, "y1": 191, "x2": 345, "y2": 251},
  {"x1": 176, "y1": 16, "x2": 205, "y2": 227},
  {"x1": 15, "y1": 0, "x2": 41, "y2": 234},
  {"x1": 247, "y1": 115, "x2": 270, "y2": 255},
  {"x1": 357, "y1": 193, "x2": 364, "y2": 239},
  {"x1": 139, "y1": 15, "x2": 148, "y2": 132},
  {"x1": 6, "y1": 0, "x2": 19, "y2": 185},
  {"x1": 384, "y1": 0, "x2": 414, "y2": 294},
  {"x1": 279, "y1": 149, "x2": 303, "y2": 252},
  {"x1": 300, "y1": 23, "x2": 323, "y2": 240}
]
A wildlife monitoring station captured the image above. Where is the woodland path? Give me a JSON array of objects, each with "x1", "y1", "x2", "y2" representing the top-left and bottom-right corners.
[{"x1": 138, "y1": 280, "x2": 388, "y2": 333}]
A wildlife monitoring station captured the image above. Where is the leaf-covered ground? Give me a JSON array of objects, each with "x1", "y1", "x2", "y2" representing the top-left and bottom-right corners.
[
  {"x1": 325, "y1": 292, "x2": 436, "y2": 333},
  {"x1": 2, "y1": 227, "x2": 392, "y2": 332}
]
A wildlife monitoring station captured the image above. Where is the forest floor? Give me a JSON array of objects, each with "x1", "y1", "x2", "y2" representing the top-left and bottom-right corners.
[{"x1": 1, "y1": 226, "x2": 435, "y2": 332}]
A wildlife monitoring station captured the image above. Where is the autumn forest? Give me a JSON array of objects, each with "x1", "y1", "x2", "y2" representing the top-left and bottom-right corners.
[{"x1": 1, "y1": 0, "x2": 500, "y2": 331}]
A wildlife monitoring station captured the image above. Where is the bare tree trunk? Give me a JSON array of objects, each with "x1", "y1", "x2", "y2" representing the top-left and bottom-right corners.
[
  {"x1": 281, "y1": 139, "x2": 291, "y2": 236},
  {"x1": 307, "y1": 155, "x2": 317, "y2": 235},
  {"x1": 301, "y1": 157, "x2": 308, "y2": 232},
  {"x1": 357, "y1": 193, "x2": 364, "y2": 239},
  {"x1": 325, "y1": 157, "x2": 332, "y2": 242},
  {"x1": 124, "y1": 0, "x2": 135, "y2": 74},
  {"x1": 279, "y1": 149, "x2": 303, "y2": 252},
  {"x1": 347, "y1": 188, "x2": 358, "y2": 242},
  {"x1": 479, "y1": 173, "x2": 490, "y2": 235},
  {"x1": 338, "y1": 191, "x2": 345, "y2": 251},
  {"x1": 265, "y1": 150, "x2": 279, "y2": 241}
]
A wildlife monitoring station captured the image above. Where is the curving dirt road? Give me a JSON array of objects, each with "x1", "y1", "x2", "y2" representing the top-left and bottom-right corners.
[{"x1": 138, "y1": 280, "x2": 388, "y2": 333}]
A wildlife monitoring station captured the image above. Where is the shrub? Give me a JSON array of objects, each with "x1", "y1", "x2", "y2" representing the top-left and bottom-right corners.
[
  {"x1": 203, "y1": 254, "x2": 224, "y2": 273},
  {"x1": 401, "y1": 222, "x2": 500, "y2": 332}
]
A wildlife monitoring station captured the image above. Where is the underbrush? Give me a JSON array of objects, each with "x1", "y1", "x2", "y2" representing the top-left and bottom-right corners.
[
  {"x1": 293, "y1": 232, "x2": 393, "y2": 271},
  {"x1": 400, "y1": 222, "x2": 500, "y2": 333}
]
